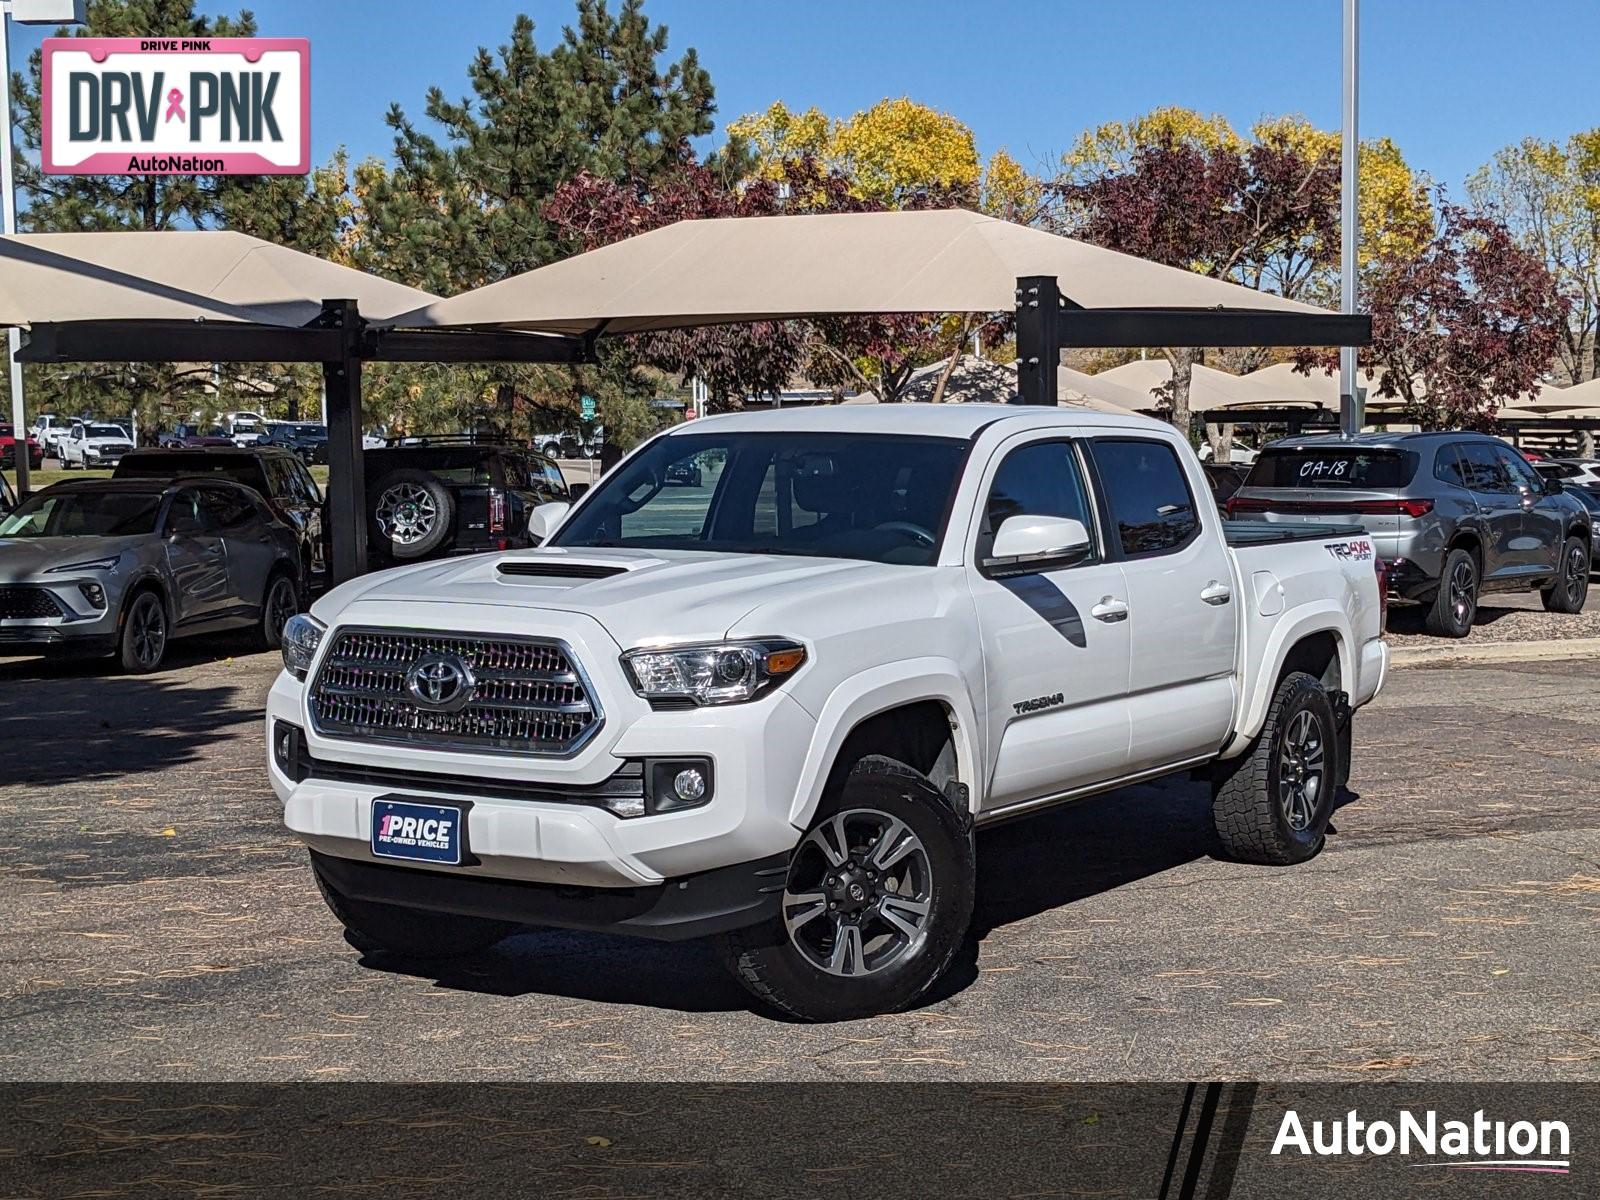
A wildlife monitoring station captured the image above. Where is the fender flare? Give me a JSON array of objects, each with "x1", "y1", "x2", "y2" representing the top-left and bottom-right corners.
[
  {"x1": 1221, "y1": 604, "x2": 1354, "y2": 759},
  {"x1": 786, "y1": 657, "x2": 982, "y2": 829}
]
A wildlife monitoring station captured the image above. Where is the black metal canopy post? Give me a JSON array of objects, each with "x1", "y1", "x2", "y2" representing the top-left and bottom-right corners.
[
  {"x1": 1012, "y1": 274, "x2": 1373, "y2": 407},
  {"x1": 1014, "y1": 276, "x2": 1063, "y2": 406},
  {"x1": 320, "y1": 299, "x2": 367, "y2": 585}
]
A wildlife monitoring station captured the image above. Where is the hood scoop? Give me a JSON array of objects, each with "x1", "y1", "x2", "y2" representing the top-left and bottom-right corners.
[{"x1": 497, "y1": 560, "x2": 628, "y2": 581}]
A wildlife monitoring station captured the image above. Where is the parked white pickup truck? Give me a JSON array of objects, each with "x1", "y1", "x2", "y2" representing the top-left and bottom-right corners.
[{"x1": 268, "y1": 404, "x2": 1387, "y2": 1021}]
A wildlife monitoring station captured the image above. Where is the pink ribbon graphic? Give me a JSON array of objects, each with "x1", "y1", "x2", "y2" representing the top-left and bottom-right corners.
[{"x1": 164, "y1": 88, "x2": 185, "y2": 123}]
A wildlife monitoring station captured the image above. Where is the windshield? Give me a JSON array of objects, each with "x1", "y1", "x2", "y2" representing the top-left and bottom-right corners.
[
  {"x1": 0, "y1": 490, "x2": 162, "y2": 537},
  {"x1": 553, "y1": 431, "x2": 968, "y2": 566},
  {"x1": 87, "y1": 424, "x2": 127, "y2": 439},
  {"x1": 1246, "y1": 447, "x2": 1419, "y2": 490}
]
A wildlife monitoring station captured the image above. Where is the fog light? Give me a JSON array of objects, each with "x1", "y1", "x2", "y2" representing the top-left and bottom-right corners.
[
  {"x1": 673, "y1": 768, "x2": 706, "y2": 803},
  {"x1": 647, "y1": 758, "x2": 714, "y2": 814},
  {"x1": 77, "y1": 581, "x2": 106, "y2": 608},
  {"x1": 272, "y1": 721, "x2": 307, "y2": 782}
]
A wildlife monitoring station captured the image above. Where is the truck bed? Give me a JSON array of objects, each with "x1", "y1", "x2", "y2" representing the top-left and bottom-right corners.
[{"x1": 1222, "y1": 518, "x2": 1366, "y2": 546}]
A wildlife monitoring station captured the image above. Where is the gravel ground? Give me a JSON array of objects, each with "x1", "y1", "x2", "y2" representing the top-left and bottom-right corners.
[
  {"x1": 1384, "y1": 579, "x2": 1600, "y2": 646},
  {"x1": 0, "y1": 643, "x2": 1597, "y2": 1083}
]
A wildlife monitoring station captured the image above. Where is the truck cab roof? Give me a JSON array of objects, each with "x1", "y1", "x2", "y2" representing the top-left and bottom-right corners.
[{"x1": 672, "y1": 402, "x2": 1171, "y2": 441}]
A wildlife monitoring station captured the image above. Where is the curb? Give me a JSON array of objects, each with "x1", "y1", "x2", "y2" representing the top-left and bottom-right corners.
[{"x1": 1387, "y1": 635, "x2": 1600, "y2": 668}]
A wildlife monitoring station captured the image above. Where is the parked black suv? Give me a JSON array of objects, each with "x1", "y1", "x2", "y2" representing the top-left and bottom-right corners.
[
  {"x1": 365, "y1": 437, "x2": 571, "y2": 564},
  {"x1": 257, "y1": 422, "x2": 329, "y2": 464},
  {"x1": 114, "y1": 446, "x2": 327, "y2": 586}
]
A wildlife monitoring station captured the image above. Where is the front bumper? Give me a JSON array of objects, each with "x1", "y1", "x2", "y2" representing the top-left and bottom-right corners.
[
  {"x1": 268, "y1": 603, "x2": 816, "y2": 893},
  {"x1": 0, "y1": 580, "x2": 119, "y2": 655},
  {"x1": 312, "y1": 847, "x2": 787, "y2": 941}
]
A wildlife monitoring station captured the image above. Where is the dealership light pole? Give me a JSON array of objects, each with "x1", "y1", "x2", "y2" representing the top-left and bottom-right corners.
[
  {"x1": 1, "y1": 0, "x2": 84, "y2": 493},
  {"x1": 1338, "y1": 0, "x2": 1362, "y2": 439}
]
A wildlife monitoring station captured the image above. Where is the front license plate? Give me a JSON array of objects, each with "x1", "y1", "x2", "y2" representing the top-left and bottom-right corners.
[{"x1": 371, "y1": 799, "x2": 463, "y2": 865}]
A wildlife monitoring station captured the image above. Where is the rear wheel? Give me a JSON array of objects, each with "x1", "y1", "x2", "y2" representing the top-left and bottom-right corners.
[
  {"x1": 117, "y1": 590, "x2": 168, "y2": 673},
  {"x1": 370, "y1": 469, "x2": 455, "y2": 560},
  {"x1": 1541, "y1": 536, "x2": 1590, "y2": 613},
  {"x1": 1425, "y1": 547, "x2": 1477, "y2": 637},
  {"x1": 1211, "y1": 672, "x2": 1339, "y2": 865},
  {"x1": 258, "y1": 572, "x2": 298, "y2": 650},
  {"x1": 311, "y1": 854, "x2": 517, "y2": 960},
  {"x1": 718, "y1": 757, "x2": 974, "y2": 1022}
]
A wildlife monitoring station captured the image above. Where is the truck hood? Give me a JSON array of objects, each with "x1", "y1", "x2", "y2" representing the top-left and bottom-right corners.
[{"x1": 317, "y1": 547, "x2": 906, "y2": 648}]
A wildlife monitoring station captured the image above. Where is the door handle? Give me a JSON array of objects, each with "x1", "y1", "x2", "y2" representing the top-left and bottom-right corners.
[
  {"x1": 1090, "y1": 596, "x2": 1129, "y2": 623},
  {"x1": 1200, "y1": 580, "x2": 1232, "y2": 605}
]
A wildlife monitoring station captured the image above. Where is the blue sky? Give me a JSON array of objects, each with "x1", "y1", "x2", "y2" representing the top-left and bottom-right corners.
[{"x1": 13, "y1": 0, "x2": 1598, "y2": 193}]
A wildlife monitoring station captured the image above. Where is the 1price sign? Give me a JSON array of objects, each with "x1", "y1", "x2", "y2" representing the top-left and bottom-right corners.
[{"x1": 42, "y1": 37, "x2": 310, "y2": 175}]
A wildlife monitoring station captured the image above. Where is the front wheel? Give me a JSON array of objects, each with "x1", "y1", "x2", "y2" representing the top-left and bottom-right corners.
[
  {"x1": 117, "y1": 590, "x2": 168, "y2": 673},
  {"x1": 1541, "y1": 536, "x2": 1590, "y2": 614},
  {"x1": 1211, "y1": 671, "x2": 1340, "y2": 865},
  {"x1": 718, "y1": 757, "x2": 975, "y2": 1022}
]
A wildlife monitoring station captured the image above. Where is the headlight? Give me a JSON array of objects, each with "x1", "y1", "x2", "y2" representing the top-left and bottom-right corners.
[
  {"x1": 281, "y1": 613, "x2": 326, "y2": 680},
  {"x1": 46, "y1": 555, "x2": 120, "y2": 573},
  {"x1": 622, "y1": 639, "x2": 806, "y2": 706}
]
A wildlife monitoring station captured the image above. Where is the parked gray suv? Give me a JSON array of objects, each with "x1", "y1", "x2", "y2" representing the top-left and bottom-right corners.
[{"x1": 1228, "y1": 431, "x2": 1591, "y2": 636}]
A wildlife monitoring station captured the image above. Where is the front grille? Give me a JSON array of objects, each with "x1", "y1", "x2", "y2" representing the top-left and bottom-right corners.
[
  {"x1": 0, "y1": 587, "x2": 64, "y2": 620},
  {"x1": 309, "y1": 628, "x2": 601, "y2": 755}
]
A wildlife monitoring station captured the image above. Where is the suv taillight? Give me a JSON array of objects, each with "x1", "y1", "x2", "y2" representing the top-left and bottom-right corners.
[
  {"x1": 1225, "y1": 496, "x2": 1434, "y2": 518},
  {"x1": 488, "y1": 486, "x2": 506, "y2": 534}
]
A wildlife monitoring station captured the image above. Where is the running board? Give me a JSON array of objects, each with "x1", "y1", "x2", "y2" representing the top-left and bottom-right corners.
[{"x1": 975, "y1": 755, "x2": 1215, "y2": 827}]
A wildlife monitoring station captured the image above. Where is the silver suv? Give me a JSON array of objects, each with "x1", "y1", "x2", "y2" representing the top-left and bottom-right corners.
[{"x1": 1228, "y1": 431, "x2": 1592, "y2": 636}]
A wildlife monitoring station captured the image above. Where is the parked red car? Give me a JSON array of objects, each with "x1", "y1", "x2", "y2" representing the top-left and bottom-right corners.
[{"x1": 0, "y1": 424, "x2": 44, "y2": 470}]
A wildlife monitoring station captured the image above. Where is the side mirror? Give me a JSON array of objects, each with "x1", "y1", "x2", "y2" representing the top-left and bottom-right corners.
[
  {"x1": 1544, "y1": 476, "x2": 1565, "y2": 495},
  {"x1": 569, "y1": 482, "x2": 590, "y2": 500},
  {"x1": 527, "y1": 501, "x2": 571, "y2": 544},
  {"x1": 982, "y1": 515, "x2": 1092, "y2": 576}
]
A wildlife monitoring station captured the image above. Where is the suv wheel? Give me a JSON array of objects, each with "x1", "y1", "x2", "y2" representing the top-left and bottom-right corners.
[
  {"x1": 258, "y1": 572, "x2": 299, "y2": 650},
  {"x1": 718, "y1": 757, "x2": 975, "y2": 1022},
  {"x1": 371, "y1": 469, "x2": 456, "y2": 559},
  {"x1": 1541, "y1": 536, "x2": 1590, "y2": 614},
  {"x1": 1211, "y1": 671, "x2": 1340, "y2": 865},
  {"x1": 1425, "y1": 547, "x2": 1477, "y2": 637},
  {"x1": 118, "y1": 590, "x2": 168, "y2": 673}
]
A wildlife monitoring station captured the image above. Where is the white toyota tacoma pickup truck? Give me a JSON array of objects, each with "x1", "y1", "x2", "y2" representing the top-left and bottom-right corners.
[{"x1": 268, "y1": 404, "x2": 1387, "y2": 1021}]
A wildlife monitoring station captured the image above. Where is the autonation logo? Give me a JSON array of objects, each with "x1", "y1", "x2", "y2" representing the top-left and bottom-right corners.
[{"x1": 1272, "y1": 1108, "x2": 1571, "y2": 1175}]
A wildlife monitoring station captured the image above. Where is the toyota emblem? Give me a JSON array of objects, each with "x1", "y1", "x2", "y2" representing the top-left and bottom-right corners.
[{"x1": 405, "y1": 652, "x2": 476, "y2": 713}]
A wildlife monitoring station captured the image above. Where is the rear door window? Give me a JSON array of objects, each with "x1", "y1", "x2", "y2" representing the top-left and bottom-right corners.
[
  {"x1": 1459, "y1": 443, "x2": 1515, "y2": 494},
  {"x1": 1247, "y1": 448, "x2": 1419, "y2": 489},
  {"x1": 1088, "y1": 438, "x2": 1200, "y2": 558}
]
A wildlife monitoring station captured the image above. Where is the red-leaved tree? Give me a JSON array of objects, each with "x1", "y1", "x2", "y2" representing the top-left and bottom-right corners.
[{"x1": 1299, "y1": 203, "x2": 1567, "y2": 429}]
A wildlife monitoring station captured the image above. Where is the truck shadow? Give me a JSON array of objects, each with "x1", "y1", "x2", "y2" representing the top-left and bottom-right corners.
[{"x1": 362, "y1": 777, "x2": 1360, "y2": 1018}]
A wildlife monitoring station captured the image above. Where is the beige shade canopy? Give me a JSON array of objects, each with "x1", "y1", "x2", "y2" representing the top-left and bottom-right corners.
[
  {"x1": 393, "y1": 209, "x2": 1329, "y2": 335},
  {"x1": 1242, "y1": 361, "x2": 1420, "y2": 411},
  {"x1": 1095, "y1": 358, "x2": 1299, "y2": 412},
  {"x1": 859, "y1": 356, "x2": 1139, "y2": 414},
  {"x1": 1519, "y1": 377, "x2": 1600, "y2": 413},
  {"x1": 0, "y1": 231, "x2": 438, "y2": 329}
]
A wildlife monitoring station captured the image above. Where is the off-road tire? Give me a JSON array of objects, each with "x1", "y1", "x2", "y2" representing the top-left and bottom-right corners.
[
  {"x1": 117, "y1": 589, "x2": 168, "y2": 674},
  {"x1": 718, "y1": 756, "x2": 975, "y2": 1022},
  {"x1": 1211, "y1": 671, "x2": 1339, "y2": 865},
  {"x1": 1424, "y1": 547, "x2": 1477, "y2": 638},
  {"x1": 1540, "y1": 535, "x2": 1590, "y2": 614},
  {"x1": 369, "y1": 468, "x2": 456, "y2": 560},
  {"x1": 311, "y1": 854, "x2": 517, "y2": 960}
]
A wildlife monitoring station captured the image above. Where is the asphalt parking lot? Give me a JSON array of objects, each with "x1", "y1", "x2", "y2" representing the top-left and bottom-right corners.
[{"x1": 0, "y1": 641, "x2": 1596, "y2": 1083}]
